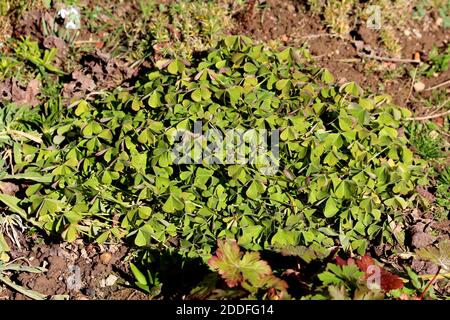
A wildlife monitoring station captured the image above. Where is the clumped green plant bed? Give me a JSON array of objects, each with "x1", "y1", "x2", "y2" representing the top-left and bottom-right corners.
[
  {"x1": 2, "y1": 36, "x2": 447, "y2": 299},
  {"x1": 0, "y1": 0, "x2": 449, "y2": 300},
  {"x1": 1, "y1": 36, "x2": 428, "y2": 252}
]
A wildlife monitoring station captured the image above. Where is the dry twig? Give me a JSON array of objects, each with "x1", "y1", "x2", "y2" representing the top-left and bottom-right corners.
[
  {"x1": 406, "y1": 109, "x2": 450, "y2": 121},
  {"x1": 357, "y1": 52, "x2": 421, "y2": 64},
  {"x1": 424, "y1": 79, "x2": 450, "y2": 91}
]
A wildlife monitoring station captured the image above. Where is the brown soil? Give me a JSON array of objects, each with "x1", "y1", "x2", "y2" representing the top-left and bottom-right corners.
[
  {"x1": 0, "y1": 235, "x2": 147, "y2": 300},
  {"x1": 231, "y1": 0, "x2": 450, "y2": 108}
]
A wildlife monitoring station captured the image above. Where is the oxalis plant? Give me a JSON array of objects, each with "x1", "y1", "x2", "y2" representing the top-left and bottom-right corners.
[{"x1": 0, "y1": 36, "x2": 429, "y2": 260}]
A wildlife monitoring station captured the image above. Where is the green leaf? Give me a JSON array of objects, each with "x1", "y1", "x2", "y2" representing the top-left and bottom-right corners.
[
  {"x1": 246, "y1": 180, "x2": 266, "y2": 199},
  {"x1": 271, "y1": 229, "x2": 298, "y2": 246},
  {"x1": 318, "y1": 271, "x2": 341, "y2": 286},
  {"x1": 62, "y1": 224, "x2": 78, "y2": 242},
  {"x1": 194, "y1": 168, "x2": 214, "y2": 190},
  {"x1": 148, "y1": 91, "x2": 161, "y2": 108},
  {"x1": 321, "y1": 69, "x2": 334, "y2": 84},
  {"x1": 239, "y1": 252, "x2": 272, "y2": 286},
  {"x1": 379, "y1": 126, "x2": 398, "y2": 138},
  {"x1": 96, "y1": 231, "x2": 110, "y2": 244},
  {"x1": 191, "y1": 89, "x2": 202, "y2": 102},
  {"x1": 0, "y1": 232, "x2": 10, "y2": 254},
  {"x1": 0, "y1": 172, "x2": 52, "y2": 183},
  {"x1": 168, "y1": 60, "x2": 179, "y2": 74},
  {"x1": 238, "y1": 225, "x2": 263, "y2": 246},
  {"x1": 275, "y1": 79, "x2": 290, "y2": 91},
  {"x1": 324, "y1": 197, "x2": 339, "y2": 218},
  {"x1": 340, "y1": 81, "x2": 363, "y2": 97},
  {"x1": 131, "y1": 153, "x2": 147, "y2": 173},
  {"x1": 227, "y1": 86, "x2": 242, "y2": 104},
  {"x1": 243, "y1": 62, "x2": 258, "y2": 74},
  {"x1": 155, "y1": 59, "x2": 171, "y2": 69},
  {"x1": 75, "y1": 100, "x2": 89, "y2": 116},
  {"x1": 200, "y1": 87, "x2": 211, "y2": 100},
  {"x1": 277, "y1": 48, "x2": 292, "y2": 61},
  {"x1": 131, "y1": 98, "x2": 142, "y2": 111},
  {"x1": 134, "y1": 230, "x2": 148, "y2": 246},
  {"x1": 335, "y1": 180, "x2": 354, "y2": 200},
  {"x1": 228, "y1": 165, "x2": 247, "y2": 182},
  {"x1": 130, "y1": 263, "x2": 148, "y2": 286},
  {"x1": 280, "y1": 127, "x2": 297, "y2": 141},
  {"x1": 224, "y1": 35, "x2": 237, "y2": 48},
  {"x1": 0, "y1": 194, "x2": 27, "y2": 219},
  {"x1": 162, "y1": 194, "x2": 184, "y2": 213}
]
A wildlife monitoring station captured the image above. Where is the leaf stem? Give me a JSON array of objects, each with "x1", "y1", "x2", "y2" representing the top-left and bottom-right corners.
[{"x1": 419, "y1": 266, "x2": 441, "y2": 300}]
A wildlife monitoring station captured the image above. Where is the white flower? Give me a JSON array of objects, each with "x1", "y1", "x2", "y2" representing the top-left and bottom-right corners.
[
  {"x1": 57, "y1": 6, "x2": 81, "y2": 30},
  {"x1": 57, "y1": 9, "x2": 67, "y2": 19},
  {"x1": 65, "y1": 21, "x2": 78, "y2": 30}
]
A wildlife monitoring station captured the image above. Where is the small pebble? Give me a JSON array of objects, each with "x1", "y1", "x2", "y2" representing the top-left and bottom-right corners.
[
  {"x1": 85, "y1": 288, "x2": 95, "y2": 297},
  {"x1": 105, "y1": 275, "x2": 118, "y2": 287},
  {"x1": 412, "y1": 29, "x2": 422, "y2": 39},
  {"x1": 99, "y1": 252, "x2": 112, "y2": 264},
  {"x1": 80, "y1": 248, "x2": 88, "y2": 259},
  {"x1": 413, "y1": 81, "x2": 425, "y2": 92}
]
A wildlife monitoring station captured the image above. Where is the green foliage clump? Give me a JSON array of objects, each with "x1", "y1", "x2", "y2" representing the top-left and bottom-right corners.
[
  {"x1": 414, "y1": 0, "x2": 450, "y2": 27},
  {"x1": 418, "y1": 44, "x2": 450, "y2": 77},
  {"x1": 144, "y1": 0, "x2": 232, "y2": 59},
  {"x1": 0, "y1": 36, "x2": 428, "y2": 259},
  {"x1": 407, "y1": 122, "x2": 445, "y2": 159}
]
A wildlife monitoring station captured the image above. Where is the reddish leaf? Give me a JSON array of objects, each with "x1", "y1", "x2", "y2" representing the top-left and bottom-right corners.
[
  {"x1": 208, "y1": 239, "x2": 243, "y2": 287},
  {"x1": 433, "y1": 116, "x2": 444, "y2": 126},
  {"x1": 335, "y1": 256, "x2": 347, "y2": 266},
  {"x1": 357, "y1": 255, "x2": 403, "y2": 291},
  {"x1": 335, "y1": 256, "x2": 356, "y2": 266},
  {"x1": 379, "y1": 269, "x2": 404, "y2": 291},
  {"x1": 356, "y1": 255, "x2": 375, "y2": 272},
  {"x1": 336, "y1": 254, "x2": 404, "y2": 292}
]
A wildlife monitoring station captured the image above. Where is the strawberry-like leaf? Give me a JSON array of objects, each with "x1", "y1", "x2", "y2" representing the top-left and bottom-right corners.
[
  {"x1": 239, "y1": 251, "x2": 272, "y2": 286},
  {"x1": 378, "y1": 270, "x2": 404, "y2": 291},
  {"x1": 208, "y1": 238, "x2": 287, "y2": 297},
  {"x1": 355, "y1": 255, "x2": 374, "y2": 272},
  {"x1": 208, "y1": 239, "x2": 243, "y2": 287},
  {"x1": 415, "y1": 240, "x2": 450, "y2": 271}
]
